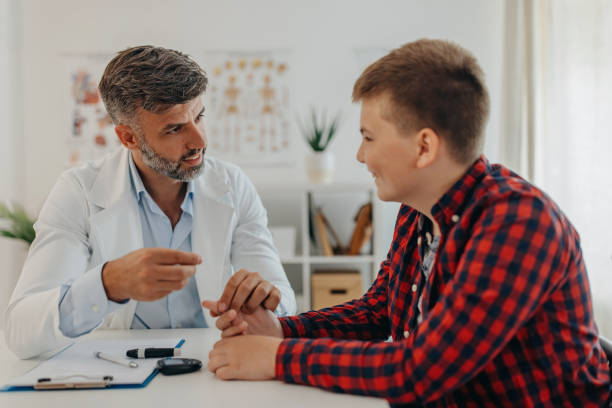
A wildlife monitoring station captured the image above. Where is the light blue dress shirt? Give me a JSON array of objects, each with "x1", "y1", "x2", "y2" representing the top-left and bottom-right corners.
[{"x1": 58, "y1": 153, "x2": 206, "y2": 337}]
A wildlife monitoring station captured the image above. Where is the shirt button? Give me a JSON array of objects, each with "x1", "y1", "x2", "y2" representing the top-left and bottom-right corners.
[
  {"x1": 451, "y1": 214, "x2": 460, "y2": 223},
  {"x1": 411, "y1": 284, "x2": 418, "y2": 292},
  {"x1": 404, "y1": 330, "x2": 410, "y2": 338},
  {"x1": 91, "y1": 304, "x2": 99, "y2": 313}
]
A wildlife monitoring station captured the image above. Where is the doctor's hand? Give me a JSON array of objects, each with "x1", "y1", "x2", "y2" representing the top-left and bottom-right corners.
[
  {"x1": 210, "y1": 269, "x2": 281, "y2": 315},
  {"x1": 102, "y1": 248, "x2": 202, "y2": 302},
  {"x1": 201, "y1": 302, "x2": 283, "y2": 338},
  {"x1": 208, "y1": 335, "x2": 282, "y2": 380}
]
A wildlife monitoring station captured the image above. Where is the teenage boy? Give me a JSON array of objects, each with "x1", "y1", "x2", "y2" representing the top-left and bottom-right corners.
[{"x1": 203, "y1": 39, "x2": 610, "y2": 406}]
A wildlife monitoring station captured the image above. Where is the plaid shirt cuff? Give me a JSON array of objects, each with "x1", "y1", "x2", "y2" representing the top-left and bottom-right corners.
[
  {"x1": 275, "y1": 338, "x2": 312, "y2": 384},
  {"x1": 279, "y1": 315, "x2": 308, "y2": 337}
]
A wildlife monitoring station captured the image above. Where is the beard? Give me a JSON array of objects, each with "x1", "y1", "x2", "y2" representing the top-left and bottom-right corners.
[{"x1": 138, "y1": 136, "x2": 205, "y2": 181}]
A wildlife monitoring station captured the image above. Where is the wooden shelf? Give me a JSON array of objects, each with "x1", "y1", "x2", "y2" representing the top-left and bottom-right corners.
[
  {"x1": 279, "y1": 256, "x2": 305, "y2": 264},
  {"x1": 259, "y1": 184, "x2": 382, "y2": 313}
]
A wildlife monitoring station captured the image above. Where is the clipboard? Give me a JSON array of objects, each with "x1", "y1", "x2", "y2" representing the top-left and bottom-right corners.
[{"x1": 1, "y1": 337, "x2": 184, "y2": 391}]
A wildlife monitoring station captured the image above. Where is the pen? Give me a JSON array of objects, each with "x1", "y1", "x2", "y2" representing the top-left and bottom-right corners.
[
  {"x1": 35, "y1": 375, "x2": 114, "y2": 389},
  {"x1": 126, "y1": 347, "x2": 182, "y2": 358},
  {"x1": 94, "y1": 351, "x2": 139, "y2": 368}
]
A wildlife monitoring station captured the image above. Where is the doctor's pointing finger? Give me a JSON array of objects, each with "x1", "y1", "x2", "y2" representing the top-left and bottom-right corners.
[{"x1": 101, "y1": 247, "x2": 202, "y2": 302}]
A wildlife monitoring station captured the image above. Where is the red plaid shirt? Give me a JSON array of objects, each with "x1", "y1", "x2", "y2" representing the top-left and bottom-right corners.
[{"x1": 275, "y1": 156, "x2": 610, "y2": 407}]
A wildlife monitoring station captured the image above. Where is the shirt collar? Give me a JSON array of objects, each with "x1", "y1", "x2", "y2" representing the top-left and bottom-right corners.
[
  {"x1": 128, "y1": 152, "x2": 147, "y2": 201},
  {"x1": 128, "y1": 152, "x2": 195, "y2": 216},
  {"x1": 182, "y1": 178, "x2": 195, "y2": 215},
  {"x1": 429, "y1": 155, "x2": 490, "y2": 233}
]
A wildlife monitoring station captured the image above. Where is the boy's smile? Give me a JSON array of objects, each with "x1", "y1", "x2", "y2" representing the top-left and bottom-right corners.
[{"x1": 357, "y1": 93, "x2": 420, "y2": 205}]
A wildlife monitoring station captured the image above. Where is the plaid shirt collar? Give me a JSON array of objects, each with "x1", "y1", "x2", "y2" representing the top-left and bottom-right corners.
[{"x1": 429, "y1": 155, "x2": 489, "y2": 235}]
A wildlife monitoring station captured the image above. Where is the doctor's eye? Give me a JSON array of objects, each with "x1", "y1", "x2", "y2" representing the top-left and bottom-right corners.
[{"x1": 167, "y1": 125, "x2": 182, "y2": 134}]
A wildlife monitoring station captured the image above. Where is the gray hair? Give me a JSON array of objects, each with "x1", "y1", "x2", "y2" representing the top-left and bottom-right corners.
[{"x1": 98, "y1": 45, "x2": 208, "y2": 125}]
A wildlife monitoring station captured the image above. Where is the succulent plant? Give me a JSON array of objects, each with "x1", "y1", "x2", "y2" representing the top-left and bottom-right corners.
[{"x1": 298, "y1": 107, "x2": 341, "y2": 152}]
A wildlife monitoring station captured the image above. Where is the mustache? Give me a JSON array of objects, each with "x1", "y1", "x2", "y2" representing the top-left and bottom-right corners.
[{"x1": 181, "y1": 148, "x2": 206, "y2": 161}]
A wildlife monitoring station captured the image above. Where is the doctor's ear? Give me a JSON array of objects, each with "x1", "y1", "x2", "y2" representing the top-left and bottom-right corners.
[
  {"x1": 115, "y1": 125, "x2": 140, "y2": 149},
  {"x1": 415, "y1": 128, "x2": 440, "y2": 169}
]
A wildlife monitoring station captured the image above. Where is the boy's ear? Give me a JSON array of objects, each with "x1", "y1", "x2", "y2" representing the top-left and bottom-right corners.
[
  {"x1": 415, "y1": 128, "x2": 440, "y2": 169},
  {"x1": 115, "y1": 125, "x2": 139, "y2": 149}
]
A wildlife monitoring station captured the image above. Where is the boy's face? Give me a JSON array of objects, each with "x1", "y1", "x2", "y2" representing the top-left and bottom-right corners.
[{"x1": 357, "y1": 94, "x2": 420, "y2": 204}]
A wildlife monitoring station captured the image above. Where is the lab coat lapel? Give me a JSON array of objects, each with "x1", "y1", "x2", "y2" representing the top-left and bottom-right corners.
[
  {"x1": 86, "y1": 150, "x2": 235, "y2": 329},
  {"x1": 87, "y1": 148, "x2": 141, "y2": 327},
  {"x1": 192, "y1": 162, "x2": 234, "y2": 328},
  {"x1": 88, "y1": 148, "x2": 143, "y2": 261}
]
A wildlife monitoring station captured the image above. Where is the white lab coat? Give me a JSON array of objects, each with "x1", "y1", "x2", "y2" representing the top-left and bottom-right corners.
[{"x1": 4, "y1": 148, "x2": 296, "y2": 359}]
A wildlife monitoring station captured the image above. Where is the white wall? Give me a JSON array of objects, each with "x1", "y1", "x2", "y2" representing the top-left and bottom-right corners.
[
  {"x1": 1, "y1": 0, "x2": 506, "y2": 326},
  {"x1": 0, "y1": 0, "x2": 25, "y2": 329},
  {"x1": 20, "y1": 0, "x2": 505, "y2": 208}
]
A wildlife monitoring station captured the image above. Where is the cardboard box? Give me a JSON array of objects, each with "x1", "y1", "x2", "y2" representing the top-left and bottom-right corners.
[{"x1": 311, "y1": 270, "x2": 363, "y2": 310}]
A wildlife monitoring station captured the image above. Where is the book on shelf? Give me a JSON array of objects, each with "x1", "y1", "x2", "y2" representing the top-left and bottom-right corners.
[
  {"x1": 347, "y1": 202, "x2": 373, "y2": 255},
  {"x1": 319, "y1": 209, "x2": 347, "y2": 255},
  {"x1": 310, "y1": 202, "x2": 373, "y2": 257},
  {"x1": 313, "y1": 208, "x2": 334, "y2": 256}
]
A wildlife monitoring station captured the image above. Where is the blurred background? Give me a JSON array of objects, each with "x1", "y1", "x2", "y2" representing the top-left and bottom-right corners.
[{"x1": 1, "y1": 0, "x2": 610, "y2": 335}]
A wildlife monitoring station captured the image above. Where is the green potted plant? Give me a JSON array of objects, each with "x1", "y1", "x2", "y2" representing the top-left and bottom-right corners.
[
  {"x1": 0, "y1": 202, "x2": 36, "y2": 246},
  {"x1": 298, "y1": 107, "x2": 341, "y2": 184}
]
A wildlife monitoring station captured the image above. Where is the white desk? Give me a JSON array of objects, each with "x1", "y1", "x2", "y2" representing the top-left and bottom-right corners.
[{"x1": 0, "y1": 329, "x2": 387, "y2": 408}]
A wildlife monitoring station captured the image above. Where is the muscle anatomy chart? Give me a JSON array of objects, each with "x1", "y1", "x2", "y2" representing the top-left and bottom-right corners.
[{"x1": 64, "y1": 55, "x2": 119, "y2": 167}]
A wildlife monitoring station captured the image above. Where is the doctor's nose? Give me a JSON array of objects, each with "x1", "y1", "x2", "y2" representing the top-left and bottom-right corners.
[{"x1": 186, "y1": 123, "x2": 207, "y2": 150}]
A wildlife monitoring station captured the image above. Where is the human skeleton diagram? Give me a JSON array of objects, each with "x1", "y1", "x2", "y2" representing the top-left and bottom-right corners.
[
  {"x1": 222, "y1": 75, "x2": 241, "y2": 153},
  {"x1": 207, "y1": 55, "x2": 290, "y2": 156}
]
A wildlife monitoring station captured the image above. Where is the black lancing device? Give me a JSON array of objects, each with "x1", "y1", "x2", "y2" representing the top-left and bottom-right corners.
[{"x1": 126, "y1": 347, "x2": 180, "y2": 358}]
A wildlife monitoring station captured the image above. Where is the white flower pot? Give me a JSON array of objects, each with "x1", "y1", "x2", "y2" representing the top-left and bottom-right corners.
[{"x1": 305, "y1": 151, "x2": 335, "y2": 184}]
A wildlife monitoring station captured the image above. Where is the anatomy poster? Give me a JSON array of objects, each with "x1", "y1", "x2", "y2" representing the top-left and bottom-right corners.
[
  {"x1": 64, "y1": 55, "x2": 118, "y2": 167},
  {"x1": 197, "y1": 51, "x2": 294, "y2": 166}
]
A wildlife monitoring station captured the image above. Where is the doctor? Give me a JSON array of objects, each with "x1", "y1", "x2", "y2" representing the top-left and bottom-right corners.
[{"x1": 4, "y1": 45, "x2": 296, "y2": 359}]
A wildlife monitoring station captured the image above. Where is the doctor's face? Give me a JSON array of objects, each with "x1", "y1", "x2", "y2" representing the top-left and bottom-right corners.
[{"x1": 133, "y1": 97, "x2": 207, "y2": 181}]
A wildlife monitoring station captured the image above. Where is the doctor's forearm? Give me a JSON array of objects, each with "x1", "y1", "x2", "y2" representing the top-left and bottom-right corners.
[{"x1": 58, "y1": 264, "x2": 123, "y2": 337}]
